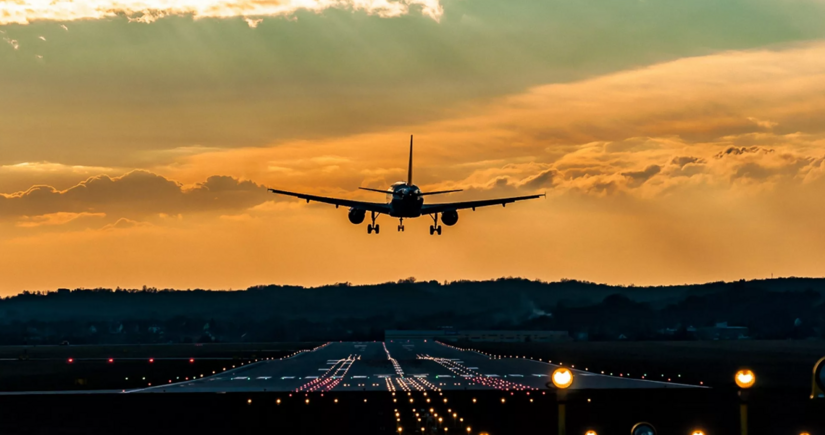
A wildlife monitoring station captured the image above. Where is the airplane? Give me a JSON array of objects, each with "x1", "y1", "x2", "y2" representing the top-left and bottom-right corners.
[{"x1": 267, "y1": 136, "x2": 545, "y2": 235}]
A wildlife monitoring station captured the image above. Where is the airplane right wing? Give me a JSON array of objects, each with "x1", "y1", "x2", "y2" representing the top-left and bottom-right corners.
[
  {"x1": 268, "y1": 189, "x2": 392, "y2": 214},
  {"x1": 421, "y1": 194, "x2": 545, "y2": 214}
]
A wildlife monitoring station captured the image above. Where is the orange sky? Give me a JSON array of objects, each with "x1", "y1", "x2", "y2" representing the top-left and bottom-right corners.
[{"x1": 2, "y1": 2, "x2": 825, "y2": 294}]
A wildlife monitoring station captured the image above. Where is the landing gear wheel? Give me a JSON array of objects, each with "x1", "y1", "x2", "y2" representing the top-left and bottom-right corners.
[
  {"x1": 429, "y1": 225, "x2": 435, "y2": 235},
  {"x1": 374, "y1": 224, "x2": 380, "y2": 234},
  {"x1": 398, "y1": 225, "x2": 405, "y2": 232},
  {"x1": 367, "y1": 225, "x2": 373, "y2": 234},
  {"x1": 436, "y1": 226, "x2": 442, "y2": 235}
]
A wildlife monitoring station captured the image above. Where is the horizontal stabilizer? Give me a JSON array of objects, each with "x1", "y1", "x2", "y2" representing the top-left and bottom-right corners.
[{"x1": 359, "y1": 187, "x2": 394, "y2": 194}]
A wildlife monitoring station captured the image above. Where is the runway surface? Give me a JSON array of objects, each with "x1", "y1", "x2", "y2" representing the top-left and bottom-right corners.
[{"x1": 130, "y1": 340, "x2": 702, "y2": 393}]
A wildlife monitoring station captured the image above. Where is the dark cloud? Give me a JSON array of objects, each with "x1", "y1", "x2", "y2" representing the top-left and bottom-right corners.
[
  {"x1": 715, "y1": 146, "x2": 773, "y2": 159},
  {"x1": 0, "y1": 170, "x2": 267, "y2": 220},
  {"x1": 670, "y1": 156, "x2": 706, "y2": 168},
  {"x1": 621, "y1": 165, "x2": 661, "y2": 187},
  {"x1": 519, "y1": 169, "x2": 558, "y2": 190}
]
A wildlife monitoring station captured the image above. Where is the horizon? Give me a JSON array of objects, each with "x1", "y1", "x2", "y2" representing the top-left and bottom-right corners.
[{"x1": 6, "y1": 275, "x2": 825, "y2": 297}]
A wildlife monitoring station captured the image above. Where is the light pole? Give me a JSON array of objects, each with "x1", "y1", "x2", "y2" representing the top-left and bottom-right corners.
[
  {"x1": 551, "y1": 367, "x2": 574, "y2": 435},
  {"x1": 735, "y1": 369, "x2": 756, "y2": 435}
]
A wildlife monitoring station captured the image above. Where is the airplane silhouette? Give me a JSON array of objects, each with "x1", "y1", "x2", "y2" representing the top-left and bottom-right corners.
[{"x1": 268, "y1": 136, "x2": 545, "y2": 235}]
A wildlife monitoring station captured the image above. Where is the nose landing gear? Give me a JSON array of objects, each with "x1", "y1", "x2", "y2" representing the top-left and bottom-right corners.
[
  {"x1": 428, "y1": 214, "x2": 442, "y2": 236},
  {"x1": 397, "y1": 218, "x2": 405, "y2": 232},
  {"x1": 367, "y1": 211, "x2": 380, "y2": 234}
]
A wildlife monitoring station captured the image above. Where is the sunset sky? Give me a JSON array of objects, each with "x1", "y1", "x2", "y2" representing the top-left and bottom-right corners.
[{"x1": 2, "y1": 0, "x2": 825, "y2": 294}]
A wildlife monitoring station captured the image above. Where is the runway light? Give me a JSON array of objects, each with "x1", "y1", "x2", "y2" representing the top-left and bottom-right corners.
[
  {"x1": 108, "y1": 358, "x2": 113, "y2": 363},
  {"x1": 691, "y1": 431, "x2": 705, "y2": 435},
  {"x1": 735, "y1": 370, "x2": 756, "y2": 389},
  {"x1": 67, "y1": 358, "x2": 73, "y2": 363},
  {"x1": 586, "y1": 431, "x2": 597, "y2": 435},
  {"x1": 149, "y1": 358, "x2": 154, "y2": 363},
  {"x1": 247, "y1": 399, "x2": 252, "y2": 404},
  {"x1": 189, "y1": 358, "x2": 194, "y2": 363},
  {"x1": 552, "y1": 368, "x2": 574, "y2": 389}
]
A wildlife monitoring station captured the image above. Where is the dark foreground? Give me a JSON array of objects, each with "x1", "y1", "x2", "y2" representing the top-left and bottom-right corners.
[{"x1": 0, "y1": 389, "x2": 821, "y2": 435}]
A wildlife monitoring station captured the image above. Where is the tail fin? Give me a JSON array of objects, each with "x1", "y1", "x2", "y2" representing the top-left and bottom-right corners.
[{"x1": 407, "y1": 135, "x2": 413, "y2": 186}]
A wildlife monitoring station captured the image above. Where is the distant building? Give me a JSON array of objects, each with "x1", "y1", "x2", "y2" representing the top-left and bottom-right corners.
[
  {"x1": 696, "y1": 322, "x2": 749, "y2": 340},
  {"x1": 385, "y1": 330, "x2": 571, "y2": 343}
]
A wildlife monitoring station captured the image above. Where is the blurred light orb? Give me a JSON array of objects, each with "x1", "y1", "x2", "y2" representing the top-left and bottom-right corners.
[
  {"x1": 552, "y1": 368, "x2": 574, "y2": 389},
  {"x1": 692, "y1": 431, "x2": 705, "y2": 435},
  {"x1": 586, "y1": 431, "x2": 597, "y2": 435},
  {"x1": 735, "y1": 370, "x2": 756, "y2": 389},
  {"x1": 631, "y1": 422, "x2": 657, "y2": 435}
]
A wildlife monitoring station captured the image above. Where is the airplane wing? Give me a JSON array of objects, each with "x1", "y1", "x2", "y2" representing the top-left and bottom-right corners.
[
  {"x1": 268, "y1": 189, "x2": 392, "y2": 213},
  {"x1": 421, "y1": 194, "x2": 545, "y2": 214}
]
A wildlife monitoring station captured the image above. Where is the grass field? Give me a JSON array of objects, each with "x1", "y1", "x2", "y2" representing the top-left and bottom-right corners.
[{"x1": 0, "y1": 342, "x2": 321, "y2": 359}]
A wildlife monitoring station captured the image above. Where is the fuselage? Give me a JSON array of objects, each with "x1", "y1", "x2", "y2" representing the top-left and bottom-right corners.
[{"x1": 386, "y1": 182, "x2": 424, "y2": 218}]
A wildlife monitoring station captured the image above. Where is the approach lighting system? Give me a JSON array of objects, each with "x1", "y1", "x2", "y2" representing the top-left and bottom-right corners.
[
  {"x1": 735, "y1": 370, "x2": 756, "y2": 389},
  {"x1": 812, "y1": 356, "x2": 825, "y2": 399},
  {"x1": 552, "y1": 367, "x2": 574, "y2": 389},
  {"x1": 631, "y1": 422, "x2": 657, "y2": 435}
]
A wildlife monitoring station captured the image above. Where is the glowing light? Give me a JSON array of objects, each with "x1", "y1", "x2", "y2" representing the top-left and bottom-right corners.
[
  {"x1": 735, "y1": 370, "x2": 756, "y2": 389},
  {"x1": 552, "y1": 368, "x2": 574, "y2": 389},
  {"x1": 691, "y1": 431, "x2": 705, "y2": 435},
  {"x1": 586, "y1": 431, "x2": 597, "y2": 435}
]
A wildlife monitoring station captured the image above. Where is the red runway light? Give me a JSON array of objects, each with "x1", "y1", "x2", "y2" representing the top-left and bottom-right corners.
[
  {"x1": 67, "y1": 358, "x2": 74, "y2": 363},
  {"x1": 149, "y1": 358, "x2": 154, "y2": 363},
  {"x1": 108, "y1": 358, "x2": 114, "y2": 363},
  {"x1": 189, "y1": 358, "x2": 194, "y2": 363}
]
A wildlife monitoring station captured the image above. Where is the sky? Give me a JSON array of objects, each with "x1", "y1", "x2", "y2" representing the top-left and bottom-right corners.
[{"x1": 2, "y1": 0, "x2": 825, "y2": 294}]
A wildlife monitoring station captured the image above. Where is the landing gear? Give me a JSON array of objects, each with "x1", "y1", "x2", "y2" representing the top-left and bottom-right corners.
[
  {"x1": 428, "y1": 214, "x2": 442, "y2": 236},
  {"x1": 367, "y1": 211, "x2": 380, "y2": 234},
  {"x1": 397, "y1": 218, "x2": 405, "y2": 232}
]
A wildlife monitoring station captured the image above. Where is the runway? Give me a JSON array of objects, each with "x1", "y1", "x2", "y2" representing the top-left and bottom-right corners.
[{"x1": 130, "y1": 340, "x2": 703, "y2": 393}]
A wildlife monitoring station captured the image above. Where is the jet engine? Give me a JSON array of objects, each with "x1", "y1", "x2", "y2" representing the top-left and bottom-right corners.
[
  {"x1": 441, "y1": 210, "x2": 459, "y2": 226},
  {"x1": 348, "y1": 208, "x2": 366, "y2": 224}
]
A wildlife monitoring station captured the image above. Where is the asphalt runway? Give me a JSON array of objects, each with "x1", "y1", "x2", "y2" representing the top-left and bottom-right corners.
[{"x1": 130, "y1": 340, "x2": 702, "y2": 393}]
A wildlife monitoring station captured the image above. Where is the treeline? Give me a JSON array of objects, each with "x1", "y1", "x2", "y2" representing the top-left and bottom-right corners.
[{"x1": 0, "y1": 278, "x2": 823, "y2": 344}]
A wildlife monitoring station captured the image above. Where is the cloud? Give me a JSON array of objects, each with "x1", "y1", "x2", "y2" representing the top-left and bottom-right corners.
[
  {"x1": 0, "y1": 170, "x2": 268, "y2": 221},
  {"x1": 747, "y1": 117, "x2": 778, "y2": 129},
  {"x1": 0, "y1": 0, "x2": 445, "y2": 26},
  {"x1": 244, "y1": 18, "x2": 263, "y2": 28},
  {"x1": 3, "y1": 37, "x2": 18, "y2": 50},
  {"x1": 670, "y1": 156, "x2": 705, "y2": 168},
  {"x1": 16, "y1": 212, "x2": 106, "y2": 228},
  {"x1": 101, "y1": 218, "x2": 150, "y2": 230},
  {"x1": 621, "y1": 165, "x2": 662, "y2": 187}
]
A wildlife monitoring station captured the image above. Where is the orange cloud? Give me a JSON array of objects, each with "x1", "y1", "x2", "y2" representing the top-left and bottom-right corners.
[
  {"x1": 0, "y1": 0, "x2": 444, "y2": 26},
  {"x1": 0, "y1": 170, "x2": 267, "y2": 221},
  {"x1": 16, "y1": 212, "x2": 106, "y2": 228}
]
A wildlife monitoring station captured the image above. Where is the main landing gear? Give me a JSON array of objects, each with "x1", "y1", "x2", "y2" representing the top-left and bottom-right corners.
[
  {"x1": 397, "y1": 218, "x2": 405, "y2": 232},
  {"x1": 367, "y1": 211, "x2": 380, "y2": 234},
  {"x1": 429, "y1": 214, "x2": 442, "y2": 236}
]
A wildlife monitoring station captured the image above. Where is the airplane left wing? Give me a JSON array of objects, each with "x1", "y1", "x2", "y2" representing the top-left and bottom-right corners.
[
  {"x1": 421, "y1": 194, "x2": 545, "y2": 214},
  {"x1": 268, "y1": 188, "x2": 392, "y2": 214}
]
